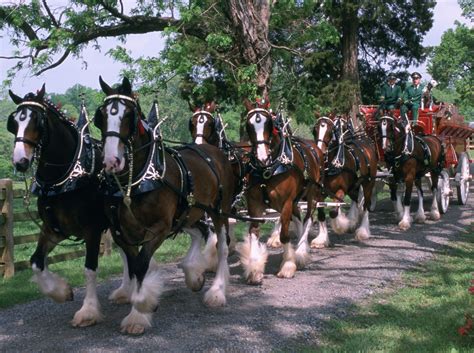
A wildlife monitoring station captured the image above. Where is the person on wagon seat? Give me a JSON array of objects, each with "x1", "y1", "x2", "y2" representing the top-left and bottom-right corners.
[
  {"x1": 401, "y1": 72, "x2": 425, "y2": 124},
  {"x1": 375, "y1": 73, "x2": 402, "y2": 119}
]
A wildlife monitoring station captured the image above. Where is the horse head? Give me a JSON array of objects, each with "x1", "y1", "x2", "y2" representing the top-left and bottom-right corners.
[
  {"x1": 188, "y1": 101, "x2": 219, "y2": 145},
  {"x1": 312, "y1": 112, "x2": 336, "y2": 152},
  {"x1": 7, "y1": 85, "x2": 48, "y2": 172},
  {"x1": 95, "y1": 76, "x2": 143, "y2": 174},
  {"x1": 244, "y1": 98, "x2": 276, "y2": 166},
  {"x1": 377, "y1": 113, "x2": 405, "y2": 152}
]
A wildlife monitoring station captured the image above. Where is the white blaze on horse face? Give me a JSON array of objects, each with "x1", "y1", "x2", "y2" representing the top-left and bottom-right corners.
[
  {"x1": 317, "y1": 121, "x2": 328, "y2": 150},
  {"x1": 103, "y1": 101, "x2": 127, "y2": 173},
  {"x1": 194, "y1": 114, "x2": 207, "y2": 144},
  {"x1": 381, "y1": 120, "x2": 389, "y2": 150},
  {"x1": 249, "y1": 112, "x2": 269, "y2": 162},
  {"x1": 12, "y1": 109, "x2": 34, "y2": 164}
]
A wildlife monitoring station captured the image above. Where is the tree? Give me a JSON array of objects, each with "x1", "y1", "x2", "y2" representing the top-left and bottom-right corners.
[
  {"x1": 0, "y1": 1, "x2": 435, "y2": 132},
  {"x1": 427, "y1": 22, "x2": 474, "y2": 118}
]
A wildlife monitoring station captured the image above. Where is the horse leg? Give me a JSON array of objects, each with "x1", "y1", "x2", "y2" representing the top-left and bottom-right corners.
[
  {"x1": 294, "y1": 200, "x2": 312, "y2": 269},
  {"x1": 355, "y1": 184, "x2": 373, "y2": 241},
  {"x1": 347, "y1": 189, "x2": 362, "y2": 232},
  {"x1": 390, "y1": 182, "x2": 403, "y2": 220},
  {"x1": 430, "y1": 172, "x2": 441, "y2": 220},
  {"x1": 414, "y1": 179, "x2": 426, "y2": 223},
  {"x1": 71, "y1": 229, "x2": 103, "y2": 327},
  {"x1": 121, "y1": 237, "x2": 165, "y2": 335},
  {"x1": 109, "y1": 247, "x2": 132, "y2": 304},
  {"x1": 399, "y1": 175, "x2": 414, "y2": 230},
  {"x1": 266, "y1": 219, "x2": 282, "y2": 248},
  {"x1": 30, "y1": 228, "x2": 73, "y2": 303},
  {"x1": 277, "y1": 200, "x2": 297, "y2": 278},
  {"x1": 196, "y1": 218, "x2": 218, "y2": 272},
  {"x1": 330, "y1": 190, "x2": 350, "y2": 234},
  {"x1": 180, "y1": 227, "x2": 207, "y2": 292},
  {"x1": 311, "y1": 207, "x2": 330, "y2": 248},
  {"x1": 203, "y1": 220, "x2": 230, "y2": 307},
  {"x1": 236, "y1": 199, "x2": 268, "y2": 285}
]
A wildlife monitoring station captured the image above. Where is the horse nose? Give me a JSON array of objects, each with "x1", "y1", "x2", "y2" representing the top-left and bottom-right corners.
[
  {"x1": 103, "y1": 156, "x2": 122, "y2": 173},
  {"x1": 14, "y1": 158, "x2": 30, "y2": 173}
]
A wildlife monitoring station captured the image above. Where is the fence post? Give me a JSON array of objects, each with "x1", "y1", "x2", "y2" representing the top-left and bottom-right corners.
[{"x1": 0, "y1": 179, "x2": 14, "y2": 278}]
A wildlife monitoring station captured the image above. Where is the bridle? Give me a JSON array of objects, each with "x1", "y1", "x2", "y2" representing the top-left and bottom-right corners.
[
  {"x1": 314, "y1": 116, "x2": 334, "y2": 148},
  {"x1": 191, "y1": 110, "x2": 216, "y2": 142},
  {"x1": 247, "y1": 108, "x2": 274, "y2": 147},
  {"x1": 100, "y1": 94, "x2": 139, "y2": 147},
  {"x1": 9, "y1": 101, "x2": 47, "y2": 148}
]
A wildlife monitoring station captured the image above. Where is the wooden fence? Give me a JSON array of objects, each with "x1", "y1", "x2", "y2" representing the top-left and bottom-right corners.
[{"x1": 0, "y1": 178, "x2": 112, "y2": 279}]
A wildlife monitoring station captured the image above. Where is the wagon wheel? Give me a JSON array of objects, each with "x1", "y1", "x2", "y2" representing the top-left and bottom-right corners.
[
  {"x1": 455, "y1": 152, "x2": 470, "y2": 205},
  {"x1": 436, "y1": 170, "x2": 450, "y2": 214}
]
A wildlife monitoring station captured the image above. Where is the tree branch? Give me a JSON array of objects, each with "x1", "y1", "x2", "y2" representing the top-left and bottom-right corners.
[
  {"x1": 34, "y1": 48, "x2": 71, "y2": 75},
  {"x1": 41, "y1": 0, "x2": 60, "y2": 27}
]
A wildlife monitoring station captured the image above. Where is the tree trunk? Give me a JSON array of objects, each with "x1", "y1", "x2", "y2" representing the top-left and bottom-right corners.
[
  {"x1": 340, "y1": 2, "x2": 361, "y2": 119},
  {"x1": 227, "y1": 0, "x2": 272, "y2": 139}
]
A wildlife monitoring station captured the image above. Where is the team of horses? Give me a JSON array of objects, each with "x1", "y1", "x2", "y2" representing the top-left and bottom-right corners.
[{"x1": 6, "y1": 78, "x2": 446, "y2": 335}]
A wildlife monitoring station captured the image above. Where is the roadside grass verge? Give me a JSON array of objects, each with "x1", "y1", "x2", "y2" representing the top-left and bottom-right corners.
[{"x1": 314, "y1": 231, "x2": 474, "y2": 352}]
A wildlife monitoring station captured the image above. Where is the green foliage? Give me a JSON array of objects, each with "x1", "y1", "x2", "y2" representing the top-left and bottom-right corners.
[{"x1": 428, "y1": 23, "x2": 474, "y2": 119}]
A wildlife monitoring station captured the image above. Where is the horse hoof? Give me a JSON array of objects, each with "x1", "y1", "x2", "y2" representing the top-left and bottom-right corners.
[
  {"x1": 277, "y1": 262, "x2": 296, "y2": 279},
  {"x1": 109, "y1": 288, "x2": 131, "y2": 304},
  {"x1": 414, "y1": 214, "x2": 426, "y2": 223},
  {"x1": 203, "y1": 287, "x2": 226, "y2": 307},
  {"x1": 121, "y1": 324, "x2": 146, "y2": 336},
  {"x1": 355, "y1": 229, "x2": 370, "y2": 241},
  {"x1": 71, "y1": 317, "x2": 98, "y2": 328},
  {"x1": 189, "y1": 275, "x2": 206, "y2": 292},
  {"x1": 430, "y1": 211, "x2": 440, "y2": 221},
  {"x1": 398, "y1": 220, "x2": 411, "y2": 231},
  {"x1": 266, "y1": 235, "x2": 282, "y2": 248},
  {"x1": 246, "y1": 271, "x2": 264, "y2": 285},
  {"x1": 310, "y1": 239, "x2": 329, "y2": 248}
]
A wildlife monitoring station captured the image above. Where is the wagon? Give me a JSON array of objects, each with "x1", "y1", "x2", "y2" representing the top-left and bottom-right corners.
[{"x1": 359, "y1": 103, "x2": 473, "y2": 213}]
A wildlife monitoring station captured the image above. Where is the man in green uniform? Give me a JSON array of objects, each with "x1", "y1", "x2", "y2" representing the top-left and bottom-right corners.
[
  {"x1": 401, "y1": 72, "x2": 424, "y2": 124},
  {"x1": 375, "y1": 73, "x2": 402, "y2": 119}
]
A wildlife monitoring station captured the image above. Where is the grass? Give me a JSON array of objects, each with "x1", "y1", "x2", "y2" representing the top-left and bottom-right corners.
[{"x1": 312, "y1": 231, "x2": 474, "y2": 352}]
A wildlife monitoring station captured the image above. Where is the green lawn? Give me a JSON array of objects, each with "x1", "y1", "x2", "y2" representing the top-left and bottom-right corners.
[{"x1": 313, "y1": 231, "x2": 474, "y2": 352}]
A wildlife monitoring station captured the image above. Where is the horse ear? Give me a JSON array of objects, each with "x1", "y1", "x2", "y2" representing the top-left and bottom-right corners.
[
  {"x1": 243, "y1": 98, "x2": 253, "y2": 112},
  {"x1": 314, "y1": 111, "x2": 321, "y2": 119},
  {"x1": 188, "y1": 100, "x2": 196, "y2": 112},
  {"x1": 8, "y1": 90, "x2": 23, "y2": 104},
  {"x1": 208, "y1": 101, "x2": 216, "y2": 112},
  {"x1": 37, "y1": 84, "x2": 46, "y2": 100},
  {"x1": 99, "y1": 76, "x2": 114, "y2": 95},
  {"x1": 122, "y1": 77, "x2": 132, "y2": 95}
]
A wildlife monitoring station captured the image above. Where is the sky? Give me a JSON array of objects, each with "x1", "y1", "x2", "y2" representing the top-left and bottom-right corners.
[{"x1": 0, "y1": 0, "x2": 470, "y2": 95}]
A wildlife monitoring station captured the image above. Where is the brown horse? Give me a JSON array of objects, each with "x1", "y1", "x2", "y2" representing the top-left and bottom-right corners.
[
  {"x1": 95, "y1": 77, "x2": 235, "y2": 335},
  {"x1": 7, "y1": 86, "x2": 109, "y2": 327},
  {"x1": 312, "y1": 114, "x2": 378, "y2": 246},
  {"x1": 378, "y1": 113, "x2": 445, "y2": 230},
  {"x1": 239, "y1": 99, "x2": 324, "y2": 284}
]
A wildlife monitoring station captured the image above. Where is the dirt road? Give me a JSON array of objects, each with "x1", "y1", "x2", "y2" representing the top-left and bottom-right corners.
[{"x1": 0, "y1": 189, "x2": 472, "y2": 352}]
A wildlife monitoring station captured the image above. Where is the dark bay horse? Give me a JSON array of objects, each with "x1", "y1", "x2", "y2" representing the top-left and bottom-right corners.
[
  {"x1": 240, "y1": 99, "x2": 324, "y2": 284},
  {"x1": 312, "y1": 115, "x2": 378, "y2": 246},
  {"x1": 95, "y1": 77, "x2": 235, "y2": 335},
  {"x1": 378, "y1": 114, "x2": 444, "y2": 230},
  {"x1": 7, "y1": 85, "x2": 109, "y2": 327},
  {"x1": 188, "y1": 101, "x2": 249, "y2": 253}
]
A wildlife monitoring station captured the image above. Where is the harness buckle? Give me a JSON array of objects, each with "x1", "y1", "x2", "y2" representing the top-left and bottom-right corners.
[
  {"x1": 262, "y1": 169, "x2": 273, "y2": 179},
  {"x1": 187, "y1": 192, "x2": 195, "y2": 206}
]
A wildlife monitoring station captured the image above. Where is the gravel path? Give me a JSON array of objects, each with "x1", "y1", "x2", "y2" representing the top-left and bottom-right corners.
[{"x1": 0, "y1": 186, "x2": 472, "y2": 352}]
